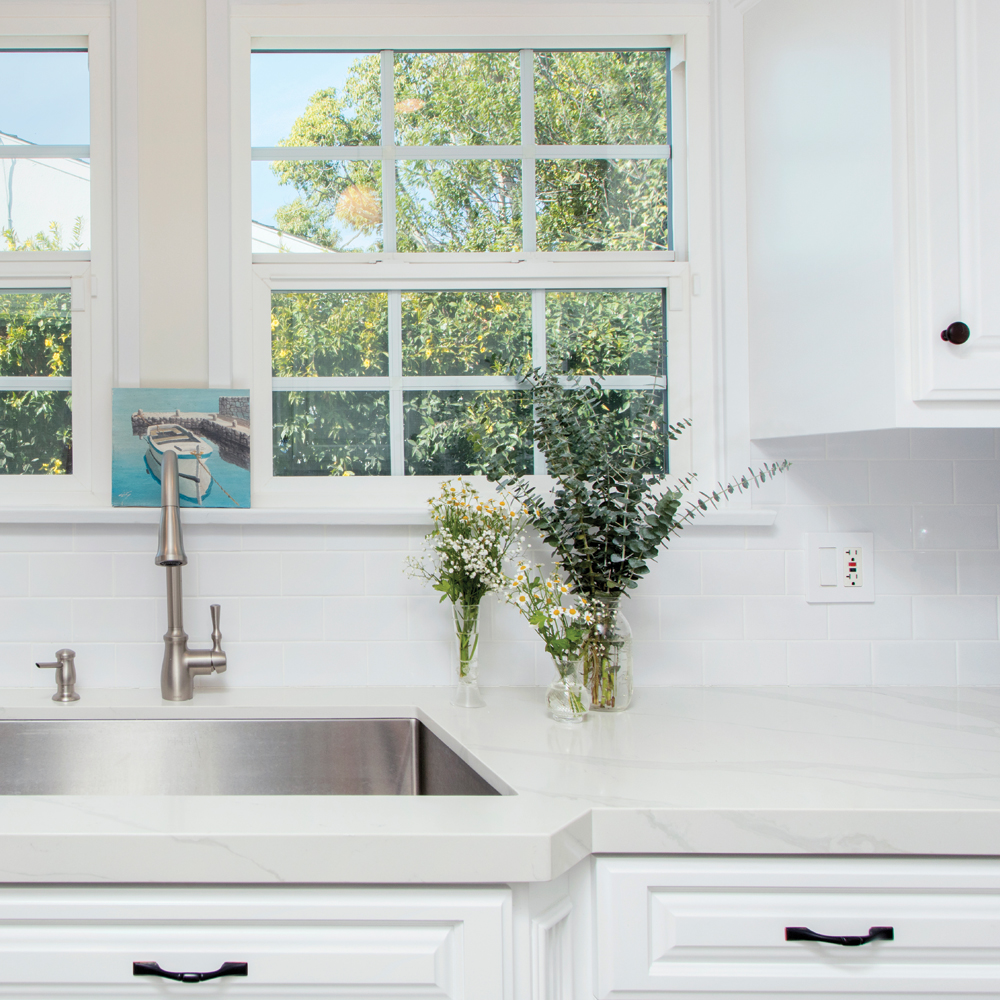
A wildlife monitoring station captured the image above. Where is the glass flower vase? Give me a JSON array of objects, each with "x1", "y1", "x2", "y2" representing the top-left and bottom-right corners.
[
  {"x1": 582, "y1": 598, "x2": 633, "y2": 711},
  {"x1": 546, "y1": 655, "x2": 590, "y2": 723},
  {"x1": 452, "y1": 601, "x2": 485, "y2": 708}
]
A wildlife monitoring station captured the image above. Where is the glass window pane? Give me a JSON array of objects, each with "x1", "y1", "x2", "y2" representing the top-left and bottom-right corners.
[
  {"x1": 273, "y1": 390, "x2": 389, "y2": 476},
  {"x1": 568, "y1": 387, "x2": 666, "y2": 474},
  {"x1": 404, "y1": 389, "x2": 532, "y2": 476},
  {"x1": 402, "y1": 290, "x2": 530, "y2": 376},
  {"x1": 546, "y1": 289, "x2": 663, "y2": 376},
  {"x1": 1, "y1": 156, "x2": 90, "y2": 252},
  {"x1": 0, "y1": 290, "x2": 71, "y2": 377},
  {"x1": 272, "y1": 291, "x2": 388, "y2": 377},
  {"x1": 534, "y1": 50, "x2": 668, "y2": 145},
  {"x1": 0, "y1": 390, "x2": 72, "y2": 475},
  {"x1": 536, "y1": 158, "x2": 668, "y2": 251},
  {"x1": 0, "y1": 51, "x2": 89, "y2": 145},
  {"x1": 394, "y1": 52, "x2": 519, "y2": 146},
  {"x1": 252, "y1": 159, "x2": 382, "y2": 252},
  {"x1": 397, "y1": 160, "x2": 521, "y2": 252},
  {"x1": 251, "y1": 52, "x2": 380, "y2": 147}
]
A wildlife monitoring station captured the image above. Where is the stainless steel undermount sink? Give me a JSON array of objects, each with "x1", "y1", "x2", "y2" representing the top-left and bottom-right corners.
[{"x1": 0, "y1": 718, "x2": 502, "y2": 796}]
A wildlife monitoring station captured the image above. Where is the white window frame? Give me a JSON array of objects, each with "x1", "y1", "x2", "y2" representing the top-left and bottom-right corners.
[
  {"x1": 224, "y1": 3, "x2": 718, "y2": 513},
  {"x1": 0, "y1": 6, "x2": 115, "y2": 508}
]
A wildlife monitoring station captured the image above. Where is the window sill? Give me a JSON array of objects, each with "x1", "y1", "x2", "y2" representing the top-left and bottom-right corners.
[{"x1": 0, "y1": 506, "x2": 777, "y2": 527}]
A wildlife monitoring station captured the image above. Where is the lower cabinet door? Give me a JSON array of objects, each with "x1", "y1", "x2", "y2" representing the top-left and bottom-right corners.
[
  {"x1": 595, "y1": 857, "x2": 1000, "y2": 998},
  {"x1": 0, "y1": 885, "x2": 511, "y2": 999}
]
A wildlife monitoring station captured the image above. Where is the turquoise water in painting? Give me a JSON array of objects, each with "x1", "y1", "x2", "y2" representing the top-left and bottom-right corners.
[{"x1": 112, "y1": 389, "x2": 250, "y2": 508}]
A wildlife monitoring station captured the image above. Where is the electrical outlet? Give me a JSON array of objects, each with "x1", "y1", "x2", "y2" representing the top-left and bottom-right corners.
[{"x1": 806, "y1": 533, "x2": 874, "y2": 603}]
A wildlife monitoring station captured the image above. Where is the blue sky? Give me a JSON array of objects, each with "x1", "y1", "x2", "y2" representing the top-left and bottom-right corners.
[{"x1": 0, "y1": 51, "x2": 89, "y2": 144}]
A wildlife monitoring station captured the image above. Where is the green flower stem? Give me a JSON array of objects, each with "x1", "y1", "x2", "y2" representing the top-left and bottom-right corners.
[{"x1": 454, "y1": 602, "x2": 481, "y2": 679}]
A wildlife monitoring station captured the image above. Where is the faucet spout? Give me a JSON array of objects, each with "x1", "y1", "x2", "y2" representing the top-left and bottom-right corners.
[{"x1": 157, "y1": 451, "x2": 227, "y2": 701}]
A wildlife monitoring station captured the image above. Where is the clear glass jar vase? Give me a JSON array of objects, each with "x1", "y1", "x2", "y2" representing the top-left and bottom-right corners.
[
  {"x1": 582, "y1": 598, "x2": 633, "y2": 711},
  {"x1": 546, "y1": 655, "x2": 591, "y2": 723},
  {"x1": 452, "y1": 601, "x2": 485, "y2": 708}
]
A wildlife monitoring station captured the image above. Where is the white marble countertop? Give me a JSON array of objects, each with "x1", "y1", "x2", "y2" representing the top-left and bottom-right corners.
[{"x1": 0, "y1": 685, "x2": 997, "y2": 884}]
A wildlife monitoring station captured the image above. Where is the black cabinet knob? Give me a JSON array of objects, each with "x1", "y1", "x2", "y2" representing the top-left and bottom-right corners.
[{"x1": 941, "y1": 321, "x2": 971, "y2": 344}]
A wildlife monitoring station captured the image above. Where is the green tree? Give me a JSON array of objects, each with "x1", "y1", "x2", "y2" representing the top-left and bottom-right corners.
[{"x1": 266, "y1": 49, "x2": 670, "y2": 476}]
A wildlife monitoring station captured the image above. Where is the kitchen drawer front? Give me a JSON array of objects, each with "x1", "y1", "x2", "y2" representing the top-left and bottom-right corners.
[
  {"x1": 0, "y1": 885, "x2": 511, "y2": 999},
  {"x1": 595, "y1": 857, "x2": 1000, "y2": 998}
]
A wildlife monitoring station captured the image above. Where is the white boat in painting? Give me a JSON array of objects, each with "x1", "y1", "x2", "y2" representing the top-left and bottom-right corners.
[{"x1": 144, "y1": 423, "x2": 214, "y2": 505}]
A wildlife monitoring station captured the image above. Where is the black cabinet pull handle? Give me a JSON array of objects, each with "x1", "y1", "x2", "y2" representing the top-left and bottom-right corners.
[
  {"x1": 941, "y1": 321, "x2": 971, "y2": 344},
  {"x1": 786, "y1": 926, "x2": 893, "y2": 947},
  {"x1": 133, "y1": 961, "x2": 248, "y2": 983}
]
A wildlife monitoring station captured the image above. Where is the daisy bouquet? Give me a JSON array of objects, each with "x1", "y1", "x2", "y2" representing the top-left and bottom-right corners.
[
  {"x1": 408, "y1": 478, "x2": 524, "y2": 699},
  {"x1": 507, "y1": 563, "x2": 588, "y2": 668}
]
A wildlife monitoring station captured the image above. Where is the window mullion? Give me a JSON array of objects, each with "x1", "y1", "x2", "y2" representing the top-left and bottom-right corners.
[
  {"x1": 520, "y1": 49, "x2": 536, "y2": 254},
  {"x1": 531, "y1": 287, "x2": 546, "y2": 475},
  {"x1": 388, "y1": 288, "x2": 404, "y2": 476},
  {"x1": 380, "y1": 50, "x2": 396, "y2": 255}
]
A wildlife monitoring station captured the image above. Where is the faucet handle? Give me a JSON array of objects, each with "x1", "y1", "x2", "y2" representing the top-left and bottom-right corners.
[
  {"x1": 36, "y1": 648, "x2": 80, "y2": 703},
  {"x1": 209, "y1": 605, "x2": 226, "y2": 673}
]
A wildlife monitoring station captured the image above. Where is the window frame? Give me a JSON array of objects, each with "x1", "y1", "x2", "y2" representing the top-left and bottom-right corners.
[
  {"x1": 227, "y1": 4, "x2": 716, "y2": 512},
  {"x1": 0, "y1": 9, "x2": 114, "y2": 508}
]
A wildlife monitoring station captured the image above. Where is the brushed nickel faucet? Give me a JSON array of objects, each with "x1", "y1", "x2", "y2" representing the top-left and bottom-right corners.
[{"x1": 157, "y1": 450, "x2": 227, "y2": 700}]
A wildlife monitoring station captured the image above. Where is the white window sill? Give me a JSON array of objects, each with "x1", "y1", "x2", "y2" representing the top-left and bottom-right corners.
[{"x1": 0, "y1": 506, "x2": 777, "y2": 527}]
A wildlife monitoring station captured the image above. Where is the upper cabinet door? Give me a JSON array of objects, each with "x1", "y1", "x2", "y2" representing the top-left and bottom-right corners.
[{"x1": 911, "y1": 0, "x2": 1000, "y2": 399}]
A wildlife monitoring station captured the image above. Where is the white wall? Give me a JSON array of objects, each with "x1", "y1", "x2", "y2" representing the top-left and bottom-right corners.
[{"x1": 4, "y1": 427, "x2": 1000, "y2": 690}]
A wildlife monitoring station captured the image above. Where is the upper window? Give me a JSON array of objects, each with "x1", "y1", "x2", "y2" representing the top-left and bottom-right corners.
[
  {"x1": 250, "y1": 49, "x2": 671, "y2": 255},
  {"x1": 0, "y1": 45, "x2": 91, "y2": 485},
  {"x1": 0, "y1": 48, "x2": 90, "y2": 252},
  {"x1": 243, "y1": 34, "x2": 690, "y2": 501}
]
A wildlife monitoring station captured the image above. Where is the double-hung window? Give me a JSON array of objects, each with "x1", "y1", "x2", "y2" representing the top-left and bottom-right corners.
[
  {"x1": 0, "y1": 13, "x2": 109, "y2": 505},
  {"x1": 240, "y1": 9, "x2": 706, "y2": 509}
]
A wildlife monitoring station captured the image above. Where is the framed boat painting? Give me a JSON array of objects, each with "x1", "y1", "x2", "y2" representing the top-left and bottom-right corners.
[{"x1": 112, "y1": 388, "x2": 251, "y2": 508}]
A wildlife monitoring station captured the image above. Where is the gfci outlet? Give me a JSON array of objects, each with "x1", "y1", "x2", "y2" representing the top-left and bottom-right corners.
[{"x1": 805, "y1": 533, "x2": 875, "y2": 604}]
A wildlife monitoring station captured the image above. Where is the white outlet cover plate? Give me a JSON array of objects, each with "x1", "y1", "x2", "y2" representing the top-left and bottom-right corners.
[{"x1": 805, "y1": 532, "x2": 875, "y2": 604}]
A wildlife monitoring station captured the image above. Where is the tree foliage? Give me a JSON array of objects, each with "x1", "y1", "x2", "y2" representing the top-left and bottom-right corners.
[{"x1": 0, "y1": 290, "x2": 72, "y2": 474}]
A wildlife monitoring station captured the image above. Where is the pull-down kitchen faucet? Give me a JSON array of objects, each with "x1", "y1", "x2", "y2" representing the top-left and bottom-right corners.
[{"x1": 157, "y1": 450, "x2": 227, "y2": 700}]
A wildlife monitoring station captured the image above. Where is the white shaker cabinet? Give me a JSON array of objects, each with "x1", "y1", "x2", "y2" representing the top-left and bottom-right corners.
[
  {"x1": 595, "y1": 857, "x2": 1000, "y2": 998},
  {"x1": 0, "y1": 885, "x2": 511, "y2": 999},
  {"x1": 745, "y1": 0, "x2": 1000, "y2": 436}
]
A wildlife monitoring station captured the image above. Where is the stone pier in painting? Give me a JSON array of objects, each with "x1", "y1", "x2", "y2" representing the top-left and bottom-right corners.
[{"x1": 131, "y1": 398, "x2": 250, "y2": 470}]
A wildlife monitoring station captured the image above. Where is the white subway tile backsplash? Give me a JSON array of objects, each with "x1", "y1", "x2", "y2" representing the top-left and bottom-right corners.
[
  {"x1": 912, "y1": 595, "x2": 997, "y2": 640},
  {"x1": 661, "y1": 596, "x2": 743, "y2": 640},
  {"x1": 284, "y1": 641, "x2": 368, "y2": 687},
  {"x1": 704, "y1": 640, "x2": 786, "y2": 684},
  {"x1": 915, "y1": 506, "x2": 999, "y2": 550},
  {"x1": 872, "y1": 641, "x2": 957, "y2": 685},
  {"x1": 324, "y1": 596, "x2": 408, "y2": 642},
  {"x1": 828, "y1": 505, "x2": 914, "y2": 550},
  {"x1": 957, "y1": 641, "x2": 1000, "y2": 686},
  {"x1": 1, "y1": 427, "x2": 999, "y2": 692},
  {"x1": 787, "y1": 641, "x2": 871, "y2": 685},
  {"x1": 869, "y1": 461, "x2": 953, "y2": 505},
  {"x1": 744, "y1": 596, "x2": 827, "y2": 640},
  {"x1": 241, "y1": 597, "x2": 323, "y2": 642},
  {"x1": 911, "y1": 427, "x2": 996, "y2": 460},
  {"x1": 31, "y1": 554, "x2": 112, "y2": 598},
  {"x1": 368, "y1": 640, "x2": 451, "y2": 685},
  {"x1": 876, "y1": 550, "x2": 957, "y2": 595},
  {"x1": 0, "y1": 555, "x2": 28, "y2": 597},
  {"x1": 784, "y1": 461, "x2": 869, "y2": 506},
  {"x1": 958, "y1": 550, "x2": 1000, "y2": 595},
  {"x1": 198, "y1": 553, "x2": 281, "y2": 597},
  {"x1": 702, "y1": 550, "x2": 785, "y2": 595},
  {"x1": 281, "y1": 551, "x2": 365, "y2": 596},
  {"x1": 955, "y1": 461, "x2": 1000, "y2": 504},
  {"x1": 829, "y1": 597, "x2": 912, "y2": 640},
  {"x1": 0, "y1": 525, "x2": 73, "y2": 552},
  {"x1": 825, "y1": 429, "x2": 910, "y2": 461},
  {"x1": 634, "y1": 640, "x2": 704, "y2": 686},
  {"x1": 73, "y1": 599, "x2": 155, "y2": 644},
  {"x1": 0, "y1": 599, "x2": 71, "y2": 643}
]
